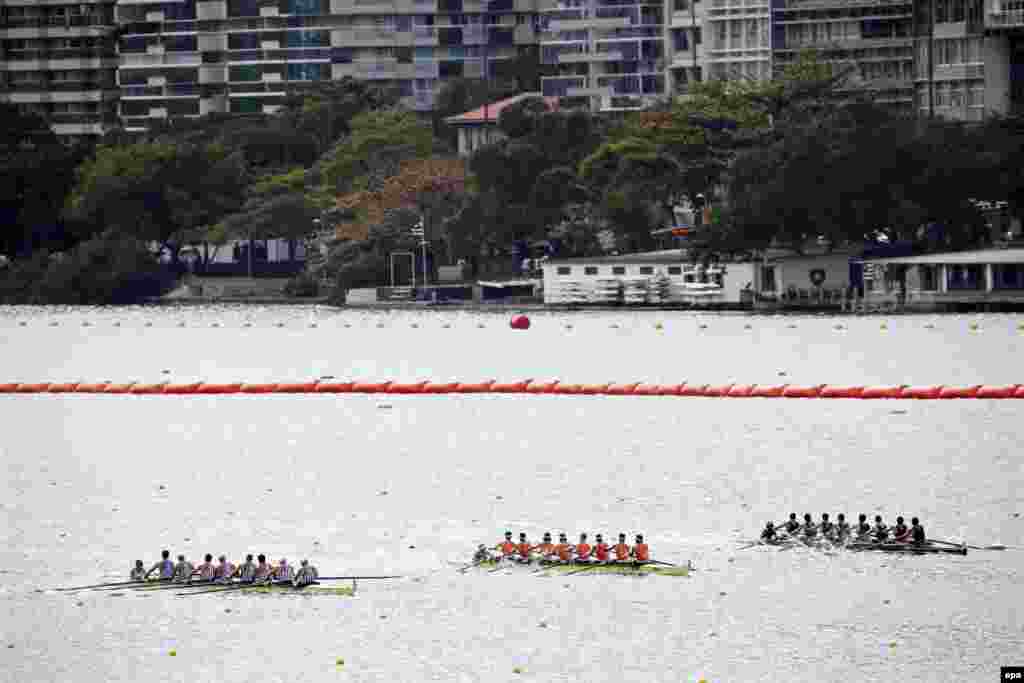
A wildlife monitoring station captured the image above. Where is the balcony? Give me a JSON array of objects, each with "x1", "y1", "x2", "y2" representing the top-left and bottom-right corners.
[
  {"x1": 414, "y1": 26, "x2": 438, "y2": 44},
  {"x1": 541, "y1": 75, "x2": 585, "y2": 96},
  {"x1": 353, "y1": 59, "x2": 399, "y2": 78},
  {"x1": 987, "y1": 8, "x2": 1024, "y2": 28},
  {"x1": 121, "y1": 52, "x2": 202, "y2": 66},
  {"x1": 0, "y1": 15, "x2": 114, "y2": 29}
]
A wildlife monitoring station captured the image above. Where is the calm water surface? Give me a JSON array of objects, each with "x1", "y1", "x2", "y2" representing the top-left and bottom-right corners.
[{"x1": 0, "y1": 306, "x2": 1022, "y2": 683}]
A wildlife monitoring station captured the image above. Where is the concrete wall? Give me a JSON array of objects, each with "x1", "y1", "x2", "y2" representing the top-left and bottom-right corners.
[
  {"x1": 772, "y1": 253, "x2": 853, "y2": 294},
  {"x1": 984, "y1": 35, "x2": 1011, "y2": 115}
]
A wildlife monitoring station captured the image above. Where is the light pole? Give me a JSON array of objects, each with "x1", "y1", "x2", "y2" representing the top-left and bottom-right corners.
[{"x1": 411, "y1": 218, "x2": 427, "y2": 287}]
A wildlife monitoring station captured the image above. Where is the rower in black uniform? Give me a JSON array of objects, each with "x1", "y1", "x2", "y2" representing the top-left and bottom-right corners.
[
  {"x1": 834, "y1": 514, "x2": 851, "y2": 542},
  {"x1": 872, "y1": 515, "x2": 889, "y2": 542},
  {"x1": 802, "y1": 513, "x2": 817, "y2": 539},
  {"x1": 760, "y1": 522, "x2": 777, "y2": 542},
  {"x1": 909, "y1": 517, "x2": 926, "y2": 545},
  {"x1": 784, "y1": 513, "x2": 800, "y2": 535},
  {"x1": 819, "y1": 513, "x2": 834, "y2": 540},
  {"x1": 855, "y1": 514, "x2": 871, "y2": 539}
]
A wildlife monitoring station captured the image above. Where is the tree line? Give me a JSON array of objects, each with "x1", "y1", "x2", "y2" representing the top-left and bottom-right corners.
[{"x1": 2, "y1": 54, "x2": 1022, "y2": 304}]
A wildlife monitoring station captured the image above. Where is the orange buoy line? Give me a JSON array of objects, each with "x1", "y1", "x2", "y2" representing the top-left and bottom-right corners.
[{"x1": 1, "y1": 381, "x2": 1023, "y2": 398}]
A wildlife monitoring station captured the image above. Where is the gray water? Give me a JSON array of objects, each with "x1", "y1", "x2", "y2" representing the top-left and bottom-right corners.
[{"x1": 1, "y1": 306, "x2": 1022, "y2": 682}]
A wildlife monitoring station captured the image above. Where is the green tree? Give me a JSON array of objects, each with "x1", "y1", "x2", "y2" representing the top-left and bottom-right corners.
[{"x1": 66, "y1": 142, "x2": 248, "y2": 264}]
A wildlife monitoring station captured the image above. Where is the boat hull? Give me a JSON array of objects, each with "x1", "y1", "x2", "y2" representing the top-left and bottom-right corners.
[{"x1": 478, "y1": 560, "x2": 691, "y2": 576}]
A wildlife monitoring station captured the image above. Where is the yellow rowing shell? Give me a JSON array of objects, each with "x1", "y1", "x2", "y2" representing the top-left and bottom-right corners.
[{"x1": 478, "y1": 560, "x2": 691, "y2": 577}]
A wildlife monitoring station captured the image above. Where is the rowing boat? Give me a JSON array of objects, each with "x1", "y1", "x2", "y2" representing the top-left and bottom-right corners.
[
  {"x1": 477, "y1": 559, "x2": 692, "y2": 577},
  {"x1": 757, "y1": 536, "x2": 968, "y2": 555},
  {"x1": 846, "y1": 542, "x2": 968, "y2": 556}
]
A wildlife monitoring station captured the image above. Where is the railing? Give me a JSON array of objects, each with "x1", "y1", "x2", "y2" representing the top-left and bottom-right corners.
[
  {"x1": 413, "y1": 60, "x2": 439, "y2": 77},
  {"x1": 121, "y1": 52, "x2": 202, "y2": 65},
  {"x1": 226, "y1": 47, "x2": 332, "y2": 61},
  {"x1": 2, "y1": 49, "x2": 117, "y2": 61},
  {"x1": 541, "y1": 75, "x2": 585, "y2": 96},
  {"x1": 121, "y1": 85, "x2": 164, "y2": 97},
  {"x1": 0, "y1": 15, "x2": 115, "y2": 28}
]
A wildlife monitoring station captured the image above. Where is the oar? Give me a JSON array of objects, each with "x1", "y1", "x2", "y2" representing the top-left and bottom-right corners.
[
  {"x1": 456, "y1": 559, "x2": 488, "y2": 573},
  {"x1": 131, "y1": 581, "x2": 217, "y2": 592},
  {"x1": 642, "y1": 559, "x2": 677, "y2": 567},
  {"x1": 530, "y1": 561, "x2": 561, "y2": 574},
  {"x1": 57, "y1": 580, "x2": 150, "y2": 592},
  {"x1": 315, "y1": 576, "x2": 403, "y2": 581},
  {"x1": 177, "y1": 581, "x2": 273, "y2": 597},
  {"x1": 931, "y1": 538, "x2": 1007, "y2": 551},
  {"x1": 564, "y1": 563, "x2": 604, "y2": 576}
]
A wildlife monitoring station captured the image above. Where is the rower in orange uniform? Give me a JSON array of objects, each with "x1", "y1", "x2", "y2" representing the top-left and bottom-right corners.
[
  {"x1": 631, "y1": 534, "x2": 650, "y2": 563},
  {"x1": 554, "y1": 534, "x2": 573, "y2": 563},
  {"x1": 612, "y1": 533, "x2": 631, "y2": 563},
  {"x1": 516, "y1": 533, "x2": 534, "y2": 563},
  {"x1": 536, "y1": 532, "x2": 555, "y2": 560},
  {"x1": 574, "y1": 533, "x2": 592, "y2": 563},
  {"x1": 593, "y1": 534, "x2": 610, "y2": 563},
  {"x1": 495, "y1": 531, "x2": 516, "y2": 559}
]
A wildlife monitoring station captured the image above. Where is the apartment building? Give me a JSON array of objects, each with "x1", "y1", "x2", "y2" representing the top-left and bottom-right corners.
[
  {"x1": 0, "y1": 0, "x2": 120, "y2": 140},
  {"x1": 773, "y1": 0, "x2": 914, "y2": 109},
  {"x1": 912, "y1": 0, "x2": 1022, "y2": 119},
  {"x1": 538, "y1": 0, "x2": 667, "y2": 111},
  {"x1": 114, "y1": 0, "x2": 538, "y2": 131}
]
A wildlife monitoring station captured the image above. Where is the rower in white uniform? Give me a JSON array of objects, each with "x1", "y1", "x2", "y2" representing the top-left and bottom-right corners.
[{"x1": 293, "y1": 559, "x2": 319, "y2": 587}]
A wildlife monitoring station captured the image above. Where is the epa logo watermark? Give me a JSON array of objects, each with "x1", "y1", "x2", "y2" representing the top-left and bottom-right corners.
[{"x1": 1003, "y1": 667, "x2": 1024, "y2": 680}]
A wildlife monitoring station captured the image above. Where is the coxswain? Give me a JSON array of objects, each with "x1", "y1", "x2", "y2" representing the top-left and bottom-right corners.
[
  {"x1": 631, "y1": 534, "x2": 650, "y2": 563},
  {"x1": 233, "y1": 554, "x2": 256, "y2": 583},
  {"x1": 612, "y1": 533, "x2": 631, "y2": 563},
  {"x1": 761, "y1": 522, "x2": 777, "y2": 542},
  {"x1": 496, "y1": 531, "x2": 516, "y2": 559},
  {"x1": 574, "y1": 533, "x2": 592, "y2": 562},
  {"x1": 130, "y1": 560, "x2": 146, "y2": 582},
  {"x1": 891, "y1": 516, "x2": 909, "y2": 542},
  {"x1": 536, "y1": 533, "x2": 555, "y2": 560},
  {"x1": 910, "y1": 517, "x2": 926, "y2": 545},
  {"x1": 172, "y1": 555, "x2": 194, "y2": 583},
  {"x1": 213, "y1": 555, "x2": 235, "y2": 582},
  {"x1": 554, "y1": 534, "x2": 573, "y2": 563},
  {"x1": 872, "y1": 515, "x2": 889, "y2": 542},
  {"x1": 784, "y1": 513, "x2": 800, "y2": 535},
  {"x1": 834, "y1": 514, "x2": 851, "y2": 541},
  {"x1": 593, "y1": 534, "x2": 610, "y2": 563},
  {"x1": 473, "y1": 544, "x2": 491, "y2": 563},
  {"x1": 294, "y1": 559, "x2": 318, "y2": 587},
  {"x1": 802, "y1": 514, "x2": 817, "y2": 538},
  {"x1": 516, "y1": 533, "x2": 533, "y2": 563},
  {"x1": 855, "y1": 514, "x2": 871, "y2": 539},
  {"x1": 273, "y1": 558, "x2": 294, "y2": 582},
  {"x1": 191, "y1": 554, "x2": 216, "y2": 582},
  {"x1": 253, "y1": 554, "x2": 273, "y2": 583},
  {"x1": 145, "y1": 549, "x2": 174, "y2": 580},
  {"x1": 820, "y1": 513, "x2": 834, "y2": 539}
]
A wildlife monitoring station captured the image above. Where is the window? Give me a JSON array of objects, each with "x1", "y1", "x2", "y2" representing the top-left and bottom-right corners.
[
  {"x1": 557, "y1": 266, "x2": 571, "y2": 275},
  {"x1": 584, "y1": 266, "x2": 598, "y2": 275},
  {"x1": 612, "y1": 267, "x2": 626, "y2": 275},
  {"x1": 668, "y1": 266, "x2": 682, "y2": 275},
  {"x1": 761, "y1": 265, "x2": 776, "y2": 292},
  {"x1": 639, "y1": 266, "x2": 654, "y2": 275}
]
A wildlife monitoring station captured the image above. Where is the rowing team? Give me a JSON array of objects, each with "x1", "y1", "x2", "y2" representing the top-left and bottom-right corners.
[
  {"x1": 130, "y1": 550, "x2": 319, "y2": 586},
  {"x1": 762, "y1": 514, "x2": 927, "y2": 544},
  {"x1": 480, "y1": 532, "x2": 651, "y2": 564}
]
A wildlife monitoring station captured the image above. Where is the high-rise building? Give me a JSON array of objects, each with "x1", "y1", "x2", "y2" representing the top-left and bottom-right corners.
[
  {"x1": 539, "y1": 0, "x2": 666, "y2": 111},
  {"x1": 664, "y1": 0, "x2": 703, "y2": 95},
  {"x1": 913, "y1": 0, "x2": 1022, "y2": 120},
  {"x1": 0, "y1": 0, "x2": 120, "y2": 141},
  {"x1": 115, "y1": 0, "x2": 538, "y2": 131},
  {"x1": 773, "y1": 0, "x2": 914, "y2": 110}
]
